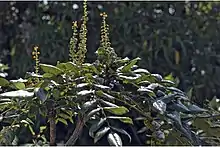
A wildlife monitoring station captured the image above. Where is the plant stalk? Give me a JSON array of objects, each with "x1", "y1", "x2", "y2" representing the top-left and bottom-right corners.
[{"x1": 49, "y1": 106, "x2": 56, "y2": 146}]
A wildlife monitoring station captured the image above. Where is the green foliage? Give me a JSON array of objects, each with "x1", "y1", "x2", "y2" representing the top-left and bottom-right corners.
[
  {"x1": 1, "y1": 1, "x2": 220, "y2": 105},
  {"x1": 0, "y1": 1, "x2": 220, "y2": 146}
]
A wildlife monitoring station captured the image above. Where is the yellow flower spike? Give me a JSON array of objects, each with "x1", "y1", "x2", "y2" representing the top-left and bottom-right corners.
[
  {"x1": 76, "y1": 0, "x2": 88, "y2": 65},
  {"x1": 99, "y1": 11, "x2": 111, "y2": 49},
  {"x1": 32, "y1": 46, "x2": 40, "y2": 75},
  {"x1": 69, "y1": 20, "x2": 79, "y2": 62}
]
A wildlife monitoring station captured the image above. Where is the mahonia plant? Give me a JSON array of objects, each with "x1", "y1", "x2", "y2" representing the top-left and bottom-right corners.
[{"x1": 0, "y1": 0, "x2": 220, "y2": 146}]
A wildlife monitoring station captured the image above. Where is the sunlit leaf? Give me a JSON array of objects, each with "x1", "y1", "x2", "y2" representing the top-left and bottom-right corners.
[
  {"x1": 133, "y1": 68, "x2": 150, "y2": 74},
  {"x1": 151, "y1": 74, "x2": 163, "y2": 81},
  {"x1": 94, "y1": 84, "x2": 110, "y2": 90},
  {"x1": 86, "y1": 108, "x2": 102, "y2": 120},
  {"x1": 0, "y1": 90, "x2": 34, "y2": 98},
  {"x1": 77, "y1": 90, "x2": 94, "y2": 96},
  {"x1": 0, "y1": 77, "x2": 9, "y2": 87},
  {"x1": 104, "y1": 106, "x2": 129, "y2": 115},
  {"x1": 77, "y1": 83, "x2": 89, "y2": 88},
  {"x1": 107, "y1": 116, "x2": 133, "y2": 124},
  {"x1": 11, "y1": 82, "x2": 25, "y2": 90},
  {"x1": 56, "y1": 117, "x2": 68, "y2": 125},
  {"x1": 153, "y1": 100, "x2": 166, "y2": 114},
  {"x1": 94, "y1": 127, "x2": 110, "y2": 143},
  {"x1": 40, "y1": 64, "x2": 63, "y2": 75},
  {"x1": 99, "y1": 99, "x2": 118, "y2": 107},
  {"x1": 121, "y1": 57, "x2": 141, "y2": 72},
  {"x1": 107, "y1": 132, "x2": 122, "y2": 147}
]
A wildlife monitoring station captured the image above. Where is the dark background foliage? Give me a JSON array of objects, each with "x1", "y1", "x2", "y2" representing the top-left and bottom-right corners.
[{"x1": 1, "y1": 1, "x2": 220, "y2": 105}]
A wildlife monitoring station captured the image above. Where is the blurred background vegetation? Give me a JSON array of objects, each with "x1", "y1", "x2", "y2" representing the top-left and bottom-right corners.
[{"x1": 0, "y1": 1, "x2": 220, "y2": 105}]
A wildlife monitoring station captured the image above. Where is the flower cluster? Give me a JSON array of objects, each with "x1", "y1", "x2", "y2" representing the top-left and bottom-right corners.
[
  {"x1": 32, "y1": 46, "x2": 40, "y2": 75},
  {"x1": 69, "y1": 21, "x2": 78, "y2": 62},
  {"x1": 77, "y1": 0, "x2": 88, "y2": 65},
  {"x1": 100, "y1": 12, "x2": 111, "y2": 49}
]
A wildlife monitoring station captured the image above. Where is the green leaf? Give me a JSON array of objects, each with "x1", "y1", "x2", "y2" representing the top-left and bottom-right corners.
[
  {"x1": 56, "y1": 117, "x2": 68, "y2": 125},
  {"x1": 40, "y1": 126, "x2": 47, "y2": 133},
  {"x1": 58, "y1": 113, "x2": 71, "y2": 120},
  {"x1": 10, "y1": 78, "x2": 28, "y2": 83},
  {"x1": 133, "y1": 68, "x2": 149, "y2": 74},
  {"x1": 111, "y1": 127, "x2": 131, "y2": 142},
  {"x1": 94, "y1": 127, "x2": 110, "y2": 143},
  {"x1": 26, "y1": 118, "x2": 34, "y2": 125},
  {"x1": 121, "y1": 57, "x2": 141, "y2": 72},
  {"x1": 76, "y1": 83, "x2": 89, "y2": 88},
  {"x1": 104, "y1": 106, "x2": 129, "y2": 115},
  {"x1": 119, "y1": 75, "x2": 140, "y2": 81},
  {"x1": 151, "y1": 74, "x2": 163, "y2": 81},
  {"x1": 0, "y1": 98, "x2": 11, "y2": 102},
  {"x1": 158, "y1": 94, "x2": 177, "y2": 104},
  {"x1": 10, "y1": 79, "x2": 27, "y2": 90},
  {"x1": 107, "y1": 132, "x2": 122, "y2": 147},
  {"x1": 28, "y1": 125, "x2": 35, "y2": 136},
  {"x1": 0, "y1": 90, "x2": 34, "y2": 98},
  {"x1": 164, "y1": 73, "x2": 175, "y2": 82},
  {"x1": 95, "y1": 90, "x2": 115, "y2": 100},
  {"x1": 115, "y1": 57, "x2": 130, "y2": 64},
  {"x1": 20, "y1": 120, "x2": 30, "y2": 125},
  {"x1": 77, "y1": 90, "x2": 94, "y2": 96},
  {"x1": 11, "y1": 82, "x2": 25, "y2": 90},
  {"x1": 57, "y1": 62, "x2": 78, "y2": 72},
  {"x1": 43, "y1": 73, "x2": 54, "y2": 78},
  {"x1": 89, "y1": 118, "x2": 106, "y2": 138},
  {"x1": 86, "y1": 108, "x2": 102, "y2": 120},
  {"x1": 99, "y1": 99, "x2": 118, "y2": 107},
  {"x1": 147, "y1": 83, "x2": 164, "y2": 90},
  {"x1": 167, "y1": 87, "x2": 184, "y2": 94},
  {"x1": 40, "y1": 64, "x2": 63, "y2": 75},
  {"x1": 138, "y1": 80, "x2": 150, "y2": 86},
  {"x1": 137, "y1": 86, "x2": 155, "y2": 97},
  {"x1": 0, "y1": 102, "x2": 12, "y2": 109},
  {"x1": 94, "y1": 84, "x2": 110, "y2": 90},
  {"x1": 82, "y1": 100, "x2": 97, "y2": 110},
  {"x1": 25, "y1": 72, "x2": 43, "y2": 78},
  {"x1": 107, "y1": 116, "x2": 133, "y2": 124},
  {"x1": 82, "y1": 63, "x2": 99, "y2": 74},
  {"x1": 0, "y1": 77, "x2": 9, "y2": 86},
  {"x1": 161, "y1": 79, "x2": 175, "y2": 86}
]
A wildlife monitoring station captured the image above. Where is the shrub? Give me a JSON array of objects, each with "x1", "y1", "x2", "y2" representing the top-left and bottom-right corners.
[{"x1": 0, "y1": 1, "x2": 220, "y2": 146}]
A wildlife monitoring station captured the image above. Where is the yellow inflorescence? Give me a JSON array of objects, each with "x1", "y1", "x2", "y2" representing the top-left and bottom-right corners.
[
  {"x1": 76, "y1": 0, "x2": 88, "y2": 65},
  {"x1": 100, "y1": 12, "x2": 111, "y2": 49},
  {"x1": 32, "y1": 46, "x2": 40, "y2": 75},
  {"x1": 69, "y1": 21, "x2": 78, "y2": 62}
]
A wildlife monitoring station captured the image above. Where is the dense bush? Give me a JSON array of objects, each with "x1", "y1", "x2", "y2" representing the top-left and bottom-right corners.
[
  {"x1": 0, "y1": 1, "x2": 220, "y2": 146},
  {"x1": 1, "y1": 1, "x2": 220, "y2": 105}
]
